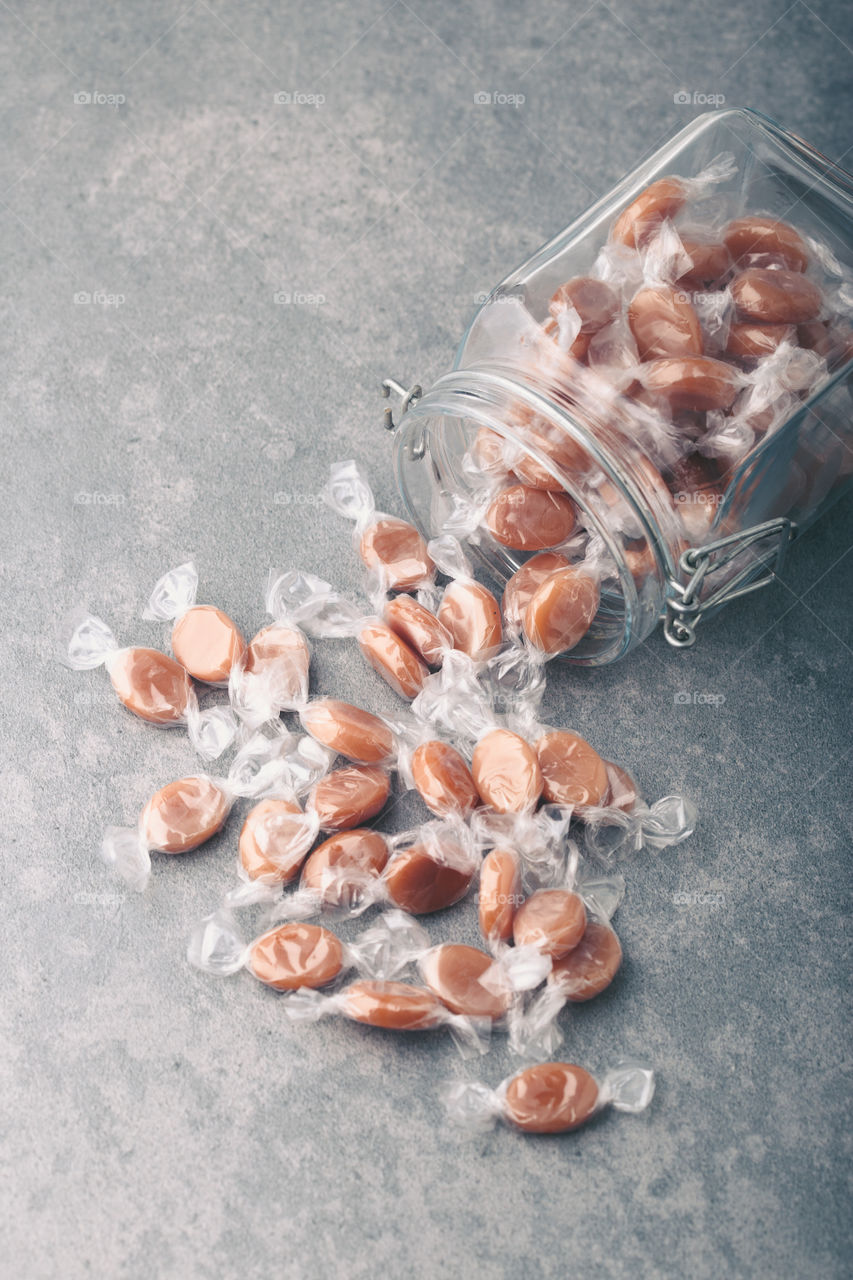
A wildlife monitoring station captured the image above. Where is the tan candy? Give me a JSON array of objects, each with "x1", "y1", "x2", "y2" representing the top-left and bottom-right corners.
[
  {"x1": 109, "y1": 648, "x2": 192, "y2": 724},
  {"x1": 611, "y1": 177, "x2": 686, "y2": 248},
  {"x1": 731, "y1": 268, "x2": 822, "y2": 324},
  {"x1": 479, "y1": 847, "x2": 522, "y2": 943},
  {"x1": 438, "y1": 581, "x2": 502, "y2": 661},
  {"x1": 726, "y1": 322, "x2": 796, "y2": 361},
  {"x1": 420, "y1": 944, "x2": 511, "y2": 1020},
  {"x1": 301, "y1": 829, "x2": 389, "y2": 904},
  {"x1": 308, "y1": 765, "x2": 390, "y2": 831},
  {"x1": 171, "y1": 605, "x2": 245, "y2": 685},
  {"x1": 410, "y1": 740, "x2": 480, "y2": 818},
  {"x1": 549, "y1": 276, "x2": 619, "y2": 333},
  {"x1": 523, "y1": 568, "x2": 600, "y2": 655},
  {"x1": 486, "y1": 484, "x2": 577, "y2": 551},
  {"x1": 383, "y1": 595, "x2": 451, "y2": 667},
  {"x1": 342, "y1": 980, "x2": 444, "y2": 1030},
  {"x1": 357, "y1": 622, "x2": 428, "y2": 699},
  {"x1": 301, "y1": 699, "x2": 395, "y2": 764},
  {"x1": 513, "y1": 888, "x2": 587, "y2": 958},
  {"x1": 248, "y1": 923, "x2": 343, "y2": 991},
  {"x1": 723, "y1": 216, "x2": 809, "y2": 272},
  {"x1": 239, "y1": 797, "x2": 312, "y2": 882},
  {"x1": 243, "y1": 624, "x2": 310, "y2": 708},
  {"x1": 641, "y1": 356, "x2": 740, "y2": 413},
  {"x1": 384, "y1": 841, "x2": 475, "y2": 914},
  {"x1": 359, "y1": 517, "x2": 433, "y2": 590},
  {"x1": 627, "y1": 286, "x2": 703, "y2": 361},
  {"x1": 141, "y1": 776, "x2": 228, "y2": 853},
  {"x1": 472, "y1": 729, "x2": 543, "y2": 814},
  {"x1": 604, "y1": 760, "x2": 640, "y2": 812},
  {"x1": 536, "y1": 730, "x2": 609, "y2": 807},
  {"x1": 503, "y1": 1062, "x2": 600, "y2": 1133},
  {"x1": 512, "y1": 422, "x2": 591, "y2": 490},
  {"x1": 502, "y1": 552, "x2": 570, "y2": 627},
  {"x1": 548, "y1": 921, "x2": 623, "y2": 1001},
  {"x1": 675, "y1": 238, "x2": 732, "y2": 289}
]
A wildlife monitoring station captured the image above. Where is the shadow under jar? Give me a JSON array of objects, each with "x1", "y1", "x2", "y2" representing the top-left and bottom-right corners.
[{"x1": 389, "y1": 109, "x2": 853, "y2": 664}]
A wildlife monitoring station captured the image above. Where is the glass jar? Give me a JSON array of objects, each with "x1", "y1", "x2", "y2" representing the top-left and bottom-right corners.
[{"x1": 387, "y1": 109, "x2": 853, "y2": 665}]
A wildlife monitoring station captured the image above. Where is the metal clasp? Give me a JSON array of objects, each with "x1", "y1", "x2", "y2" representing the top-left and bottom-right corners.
[
  {"x1": 381, "y1": 377, "x2": 422, "y2": 432},
  {"x1": 664, "y1": 517, "x2": 796, "y2": 648}
]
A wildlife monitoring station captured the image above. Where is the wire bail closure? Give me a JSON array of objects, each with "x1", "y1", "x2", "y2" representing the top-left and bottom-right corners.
[
  {"x1": 664, "y1": 517, "x2": 796, "y2": 648},
  {"x1": 382, "y1": 378, "x2": 422, "y2": 432}
]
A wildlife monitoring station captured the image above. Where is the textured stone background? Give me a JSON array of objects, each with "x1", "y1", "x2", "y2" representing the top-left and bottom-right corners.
[{"x1": 2, "y1": 2, "x2": 852, "y2": 1277}]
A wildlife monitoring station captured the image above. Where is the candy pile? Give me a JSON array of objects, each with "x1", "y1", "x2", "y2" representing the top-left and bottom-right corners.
[
  {"x1": 61, "y1": 450, "x2": 699, "y2": 1137},
  {"x1": 453, "y1": 158, "x2": 853, "y2": 657}
]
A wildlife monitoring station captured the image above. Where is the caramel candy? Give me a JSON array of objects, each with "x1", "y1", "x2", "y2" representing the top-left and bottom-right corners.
[
  {"x1": 731, "y1": 268, "x2": 822, "y2": 324},
  {"x1": 141, "y1": 775, "x2": 228, "y2": 853},
  {"x1": 502, "y1": 552, "x2": 570, "y2": 627},
  {"x1": 723, "y1": 217, "x2": 809, "y2": 272},
  {"x1": 357, "y1": 622, "x2": 428, "y2": 699},
  {"x1": 301, "y1": 699, "x2": 395, "y2": 764},
  {"x1": 472, "y1": 728, "x2": 543, "y2": 814},
  {"x1": 109, "y1": 648, "x2": 191, "y2": 724},
  {"x1": 726, "y1": 322, "x2": 796, "y2": 361},
  {"x1": 642, "y1": 356, "x2": 740, "y2": 413},
  {"x1": 438, "y1": 581, "x2": 502, "y2": 662},
  {"x1": 384, "y1": 595, "x2": 451, "y2": 667},
  {"x1": 479, "y1": 847, "x2": 522, "y2": 943},
  {"x1": 411, "y1": 740, "x2": 480, "y2": 818},
  {"x1": 239, "y1": 797, "x2": 312, "y2": 882},
  {"x1": 543, "y1": 314, "x2": 592, "y2": 361},
  {"x1": 523, "y1": 568, "x2": 600, "y2": 655},
  {"x1": 308, "y1": 764, "x2": 389, "y2": 831},
  {"x1": 384, "y1": 842, "x2": 474, "y2": 914},
  {"x1": 301, "y1": 828, "x2": 389, "y2": 904},
  {"x1": 665, "y1": 453, "x2": 725, "y2": 542},
  {"x1": 512, "y1": 423, "x2": 590, "y2": 490},
  {"x1": 536, "y1": 730, "x2": 609, "y2": 807},
  {"x1": 627, "y1": 286, "x2": 703, "y2": 361},
  {"x1": 604, "y1": 760, "x2": 640, "y2": 812},
  {"x1": 485, "y1": 485, "x2": 577, "y2": 551},
  {"x1": 513, "y1": 888, "x2": 587, "y2": 958},
  {"x1": 472, "y1": 427, "x2": 512, "y2": 476},
  {"x1": 248, "y1": 922, "x2": 343, "y2": 991},
  {"x1": 676, "y1": 238, "x2": 731, "y2": 289},
  {"x1": 243, "y1": 624, "x2": 310, "y2": 708},
  {"x1": 171, "y1": 605, "x2": 245, "y2": 685},
  {"x1": 503, "y1": 1062, "x2": 600, "y2": 1133},
  {"x1": 549, "y1": 920, "x2": 622, "y2": 1001},
  {"x1": 420, "y1": 944, "x2": 511, "y2": 1020},
  {"x1": 548, "y1": 277, "x2": 619, "y2": 333},
  {"x1": 611, "y1": 177, "x2": 686, "y2": 248},
  {"x1": 342, "y1": 980, "x2": 444, "y2": 1030},
  {"x1": 359, "y1": 517, "x2": 433, "y2": 591}
]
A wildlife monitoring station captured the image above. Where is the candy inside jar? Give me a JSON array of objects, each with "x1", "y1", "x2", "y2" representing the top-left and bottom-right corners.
[{"x1": 388, "y1": 111, "x2": 853, "y2": 664}]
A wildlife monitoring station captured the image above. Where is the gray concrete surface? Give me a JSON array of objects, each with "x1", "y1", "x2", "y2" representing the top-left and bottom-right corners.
[{"x1": 2, "y1": 2, "x2": 852, "y2": 1277}]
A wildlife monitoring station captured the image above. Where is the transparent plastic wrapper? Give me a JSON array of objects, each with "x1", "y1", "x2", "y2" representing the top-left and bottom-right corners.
[
  {"x1": 472, "y1": 805, "x2": 575, "y2": 945},
  {"x1": 227, "y1": 569, "x2": 318, "y2": 729},
  {"x1": 279, "y1": 568, "x2": 432, "y2": 702},
  {"x1": 416, "y1": 939, "x2": 551, "y2": 1025},
  {"x1": 427, "y1": 535, "x2": 503, "y2": 663},
  {"x1": 100, "y1": 729, "x2": 303, "y2": 892},
  {"x1": 142, "y1": 560, "x2": 246, "y2": 686},
  {"x1": 397, "y1": 724, "x2": 481, "y2": 820},
  {"x1": 444, "y1": 1060, "x2": 655, "y2": 1133},
  {"x1": 323, "y1": 459, "x2": 435, "y2": 592},
  {"x1": 187, "y1": 907, "x2": 428, "y2": 991},
  {"x1": 58, "y1": 608, "x2": 236, "y2": 759},
  {"x1": 282, "y1": 978, "x2": 491, "y2": 1058}
]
